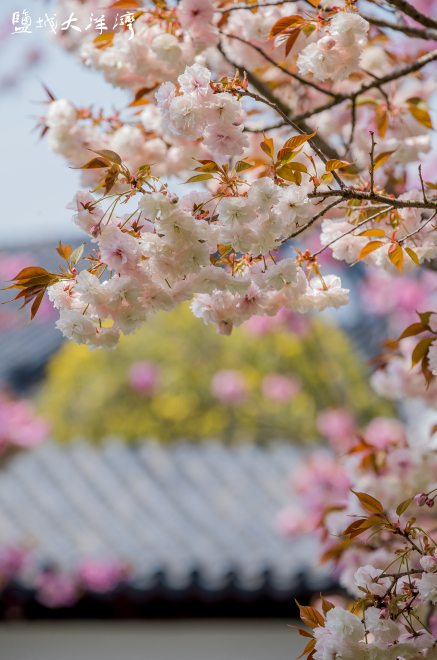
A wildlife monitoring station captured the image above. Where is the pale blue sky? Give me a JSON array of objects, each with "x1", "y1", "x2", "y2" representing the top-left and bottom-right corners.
[{"x1": 0, "y1": 0, "x2": 129, "y2": 246}]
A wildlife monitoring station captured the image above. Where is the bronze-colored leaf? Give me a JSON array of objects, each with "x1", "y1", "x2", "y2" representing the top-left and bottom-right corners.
[
  {"x1": 373, "y1": 150, "x2": 396, "y2": 171},
  {"x1": 296, "y1": 601, "x2": 325, "y2": 629},
  {"x1": 90, "y1": 149, "x2": 122, "y2": 165},
  {"x1": 409, "y1": 104, "x2": 433, "y2": 129},
  {"x1": 396, "y1": 322, "x2": 425, "y2": 341},
  {"x1": 411, "y1": 337, "x2": 435, "y2": 369},
  {"x1": 285, "y1": 28, "x2": 302, "y2": 56},
  {"x1": 297, "y1": 639, "x2": 316, "y2": 659},
  {"x1": 321, "y1": 595, "x2": 335, "y2": 617},
  {"x1": 325, "y1": 159, "x2": 356, "y2": 173},
  {"x1": 72, "y1": 157, "x2": 110, "y2": 170},
  {"x1": 56, "y1": 241, "x2": 71, "y2": 261},
  {"x1": 106, "y1": 0, "x2": 141, "y2": 7},
  {"x1": 194, "y1": 162, "x2": 220, "y2": 173},
  {"x1": 288, "y1": 626, "x2": 314, "y2": 639},
  {"x1": 351, "y1": 490, "x2": 384, "y2": 514}
]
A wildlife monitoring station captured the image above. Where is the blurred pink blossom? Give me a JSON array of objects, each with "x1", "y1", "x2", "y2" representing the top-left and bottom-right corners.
[
  {"x1": 211, "y1": 369, "x2": 248, "y2": 405},
  {"x1": 34, "y1": 570, "x2": 79, "y2": 609},
  {"x1": 0, "y1": 395, "x2": 50, "y2": 450},
  {"x1": 261, "y1": 373, "x2": 301, "y2": 403},
  {"x1": 128, "y1": 361, "x2": 161, "y2": 395},
  {"x1": 365, "y1": 417, "x2": 405, "y2": 450},
  {"x1": 243, "y1": 307, "x2": 310, "y2": 336},
  {"x1": 0, "y1": 545, "x2": 27, "y2": 581},
  {"x1": 78, "y1": 558, "x2": 128, "y2": 593},
  {"x1": 317, "y1": 408, "x2": 357, "y2": 453}
]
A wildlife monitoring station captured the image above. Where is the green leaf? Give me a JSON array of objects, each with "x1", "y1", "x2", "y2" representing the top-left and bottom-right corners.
[
  {"x1": 185, "y1": 173, "x2": 214, "y2": 183},
  {"x1": 396, "y1": 498, "x2": 414, "y2": 518},
  {"x1": 235, "y1": 160, "x2": 255, "y2": 173},
  {"x1": 71, "y1": 242, "x2": 86, "y2": 266}
]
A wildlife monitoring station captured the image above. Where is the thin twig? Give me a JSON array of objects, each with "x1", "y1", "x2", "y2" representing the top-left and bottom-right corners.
[
  {"x1": 419, "y1": 165, "x2": 428, "y2": 204},
  {"x1": 398, "y1": 211, "x2": 437, "y2": 245},
  {"x1": 310, "y1": 206, "x2": 394, "y2": 258},
  {"x1": 369, "y1": 132, "x2": 376, "y2": 196},
  {"x1": 361, "y1": 13, "x2": 437, "y2": 39},
  {"x1": 219, "y1": 31, "x2": 338, "y2": 98},
  {"x1": 280, "y1": 199, "x2": 343, "y2": 244},
  {"x1": 238, "y1": 88, "x2": 345, "y2": 188}
]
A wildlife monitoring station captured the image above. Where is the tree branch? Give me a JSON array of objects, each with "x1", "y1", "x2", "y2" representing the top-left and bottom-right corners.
[
  {"x1": 280, "y1": 199, "x2": 343, "y2": 244},
  {"x1": 362, "y1": 13, "x2": 437, "y2": 40},
  {"x1": 217, "y1": 42, "x2": 344, "y2": 161},
  {"x1": 219, "y1": 31, "x2": 338, "y2": 98},
  {"x1": 384, "y1": 0, "x2": 437, "y2": 31}
]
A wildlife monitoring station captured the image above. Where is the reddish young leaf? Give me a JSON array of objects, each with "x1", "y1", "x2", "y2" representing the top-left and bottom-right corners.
[
  {"x1": 296, "y1": 601, "x2": 325, "y2": 629},
  {"x1": 269, "y1": 15, "x2": 306, "y2": 39},
  {"x1": 285, "y1": 28, "x2": 302, "y2": 56},
  {"x1": 320, "y1": 595, "x2": 335, "y2": 616}
]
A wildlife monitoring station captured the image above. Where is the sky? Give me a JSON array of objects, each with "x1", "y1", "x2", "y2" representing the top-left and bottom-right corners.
[{"x1": 0, "y1": 0, "x2": 129, "y2": 247}]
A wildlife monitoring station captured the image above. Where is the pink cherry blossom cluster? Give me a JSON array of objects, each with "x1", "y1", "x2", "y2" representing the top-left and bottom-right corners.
[{"x1": 277, "y1": 406, "x2": 437, "y2": 604}]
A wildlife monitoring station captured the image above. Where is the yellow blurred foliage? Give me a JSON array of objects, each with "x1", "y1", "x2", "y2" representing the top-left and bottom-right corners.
[{"x1": 38, "y1": 303, "x2": 394, "y2": 442}]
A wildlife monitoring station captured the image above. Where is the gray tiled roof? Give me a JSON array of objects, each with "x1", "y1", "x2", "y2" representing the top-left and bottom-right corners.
[{"x1": 0, "y1": 440, "x2": 328, "y2": 592}]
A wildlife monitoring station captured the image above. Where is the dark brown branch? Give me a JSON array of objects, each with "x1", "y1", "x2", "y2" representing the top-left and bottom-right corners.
[
  {"x1": 384, "y1": 0, "x2": 437, "y2": 31},
  {"x1": 219, "y1": 31, "x2": 338, "y2": 98},
  {"x1": 238, "y1": 88, "x2": 345, "y2": 187},
  {"x1": 362, "y1": 13, "x2": 437, "y2": 39},
  {"x1": 290, "y1": 47, "x2": 437, "y2": 124},
  {"x1": 280, "y1": 199, "x2": 343, "y2": 244},
  {"x1": 308, "y1": 188, "x2": 437, "y2": 212},
  {"x1": 217, "y1": 43, "x2": 343, "y2": 161}
]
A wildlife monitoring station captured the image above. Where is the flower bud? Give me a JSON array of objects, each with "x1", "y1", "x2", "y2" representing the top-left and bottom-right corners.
[
  {"x1": 318, "y1": 36, "x2": 336, "y2": 51},
  {"x1": 90, "y1": 224, "x2": 100, "y2": 238},
  {"x1": 426, "y1": 498, "x2": 435, "y2": 508},
  {"x1": 415, "y1": 493, "x2": 428, "y2": 506},
  {"x1": 166, "y1": 192, "x2": 179, "y2": 204}
]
